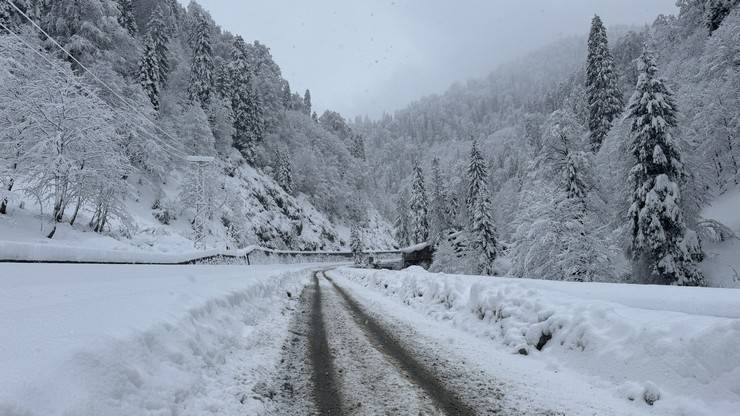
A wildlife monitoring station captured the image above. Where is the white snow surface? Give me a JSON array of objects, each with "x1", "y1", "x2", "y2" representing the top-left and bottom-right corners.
[
  {"x1": 0, "y1": 263, "x2": 319, "y2": 416},
  {"x1": 329, "y1": 267, "x2": 740, "y2": 416}
]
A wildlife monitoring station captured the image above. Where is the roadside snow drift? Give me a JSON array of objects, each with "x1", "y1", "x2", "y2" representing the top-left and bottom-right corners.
[
  {"x1": 0, "y1": 264, "x2": 316, "y2": 416},
  {"x1": 329, "y1": 268, "x2": 740, "y2": 416}
]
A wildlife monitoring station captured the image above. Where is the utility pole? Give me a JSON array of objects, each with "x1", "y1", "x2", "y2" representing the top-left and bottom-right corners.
[{"x1": 186, "y1": 156, "x2": 215, "y2": 250}]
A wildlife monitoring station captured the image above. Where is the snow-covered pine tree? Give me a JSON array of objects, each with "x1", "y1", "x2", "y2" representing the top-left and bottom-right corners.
[
  {"x1": 230, "y1": 36, "x2": 264, "y2": 163},
  {"x1": 626, "y1": 48, "x2": 704, "y2": 286},
  {"x1": 465, "y1": 140, "x2": 487, "y2": 219},
  {"x1": 466, "y1": 142, "x2": 498, "y2": 275},
  {"x1": 303, "y1": 89, "x2": 312, "y2": 116},
  {"x1": 350, "y1": 225, "x2": 364, "y2": 264},
  {"x1": 350, "y1": 134, "x2": 366, "y2": 160},
  {"x1": 275, "y1": 150, "x2": 294, "y2": 193},
  {"x1": 280, "y1": 81, "x2": 292, "y2": 110},
  {"x1": 706, "y1": 0, "x2": 739, "y2": 32},
  {"x1": 409, "y1": 162, "x2": 430, "y2": 243},
  {"x1": 147, "y1": 4, "x2": 170, "y2": 88},
  {"x1": 115, "y1": 0, "x2": 137, "y2": 36},
  {"x1": 394, "y1": 190, "x2": 411, "y2": 246},
  {"x1": 139, "y1": 34, "x2": 160, "y2": 111},
  {"x1": 586, "y1": 15, "x2": 623, "y2": 153},
  {"x1": 429, "y1": 157, "x2": 449, "y2": 242},
  {"x1": 188, "y1": 10, "x2": 213, "y2": 106}
]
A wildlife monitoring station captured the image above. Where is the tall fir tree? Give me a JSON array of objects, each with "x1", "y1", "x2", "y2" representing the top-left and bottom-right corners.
[
  {"x1": 429, "y1": 157, "x2": 449, "y2": 242},
  {"x1": 147, "y1": 4, "x2": 170, "y2": 88},
  {"x1": 350, "y1": 224, "x2": 364, "y2": 264},
  {"x1": 188, "y1": 11, "x2": 213, "y2": 106},
  {"x1": 586, "y1": 15, "x2": 623, "y2": 153},
  {"x1": 466, "y1": 142, "x2": 498, "y2": 275},
  {"x1": 350, "y1": 134, "x2": 366, "y2": 160},
  {"x1": 115, "y1": 0, "x2": 137, "y2": 36},
  {"x1": 230, "y1": 36, "x2": 264, "y2": 163},
  {"x1": 409, "y1": 162, "x2": 430, "y2": 243},
  {"x1": 139, "y1": 34, "x2": 160, "y2": 111},
  {"x1": 466, "y1": 140, "x2": 487, "y2": 220},
  {"x1": 394, "y1": 190, "x2": 411, "y2": 246},
  {"x1": 626, "y1": 48, "x2": 704, "y2": 286},
  {"x1": 303, "y1": 89, "x2": 312, "y2": 115}
]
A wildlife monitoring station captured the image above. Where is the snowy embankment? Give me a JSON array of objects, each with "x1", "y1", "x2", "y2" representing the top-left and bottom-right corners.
[
  {"x1": 329, "y1": 267, "x2": 740, "y2": 415},
  {"x1": 0, "y1": 264, "x2": 318, "y2": 416}
]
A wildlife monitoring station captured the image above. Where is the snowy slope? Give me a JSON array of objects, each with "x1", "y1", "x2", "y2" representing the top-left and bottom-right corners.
[
  {"x1": 0, "y1": 160, "x2": 396, "y2": 257},
  {"x1": 330, "y1": 267, "x2": 740, "y2": 416},
  {"x1": 0, "y1": 263, "x2": 320, "y2": 416}
]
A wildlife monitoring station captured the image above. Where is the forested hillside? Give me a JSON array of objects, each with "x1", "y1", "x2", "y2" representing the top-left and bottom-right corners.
[
  {"x1": 0, "y1": 0, "x2": 394, "y2": 252},
  {"x1": 355, "y1": 0, "x2": 740, "y2": 287}
]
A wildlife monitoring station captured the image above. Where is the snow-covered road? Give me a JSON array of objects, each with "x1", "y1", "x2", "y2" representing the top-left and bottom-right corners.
[{"x1": 3, "y1": 263, "x2": 738, "y2": 415}]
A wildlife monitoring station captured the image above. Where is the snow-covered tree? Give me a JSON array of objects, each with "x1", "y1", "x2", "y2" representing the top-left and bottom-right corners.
[
  {"x1": 188, "y1": 10, "x2": 213, "y2": 106},
  {"x1": 409, "y1": 162, "x2": 430, "y2": 243},
  {"x1": 429, "y1": 157, "x2": 449, "y2": 242},
  {"x1": 275, "y1": 149, "x2": 294, "y2": 193},
  {"x1": 303, "y1": 89, "x2": 312, "y2": 115},
  {"x1": 626, "y1": 48, "x2": 704, "y2": 286},
  {"x1": 350, "y1": 224, "x2": 364, "y2": 264},
  {"x1": 139, "y1": 34, "x2": 160, "y2": 110},
  {"x1": 230, "y1": 36, "x2": 264, "y2": 163},
  {"x1": 394, "y1": 189, "x2": 411, "y2": 246},
  {"x1": 586, "y1": 15, "x2": 623, "y2": 153},
  {"x1": 706, "y1": 0, "x2": 739, "y2": 32},
  {"x1": 0, "y1": 39, "x2": 130, "y2": 238},
  {"x1": 147, "y1": 4, "x2": 171, "y2": 88},
  {"x1": 465, "y1": 142, "x2": 498, "y2": 275},
  {"x1": 350, "y1": 134, "x2": 366, "y2": 161},
  {"x1": 115, "y1": 0, "x2": 137, "y2": 36}
]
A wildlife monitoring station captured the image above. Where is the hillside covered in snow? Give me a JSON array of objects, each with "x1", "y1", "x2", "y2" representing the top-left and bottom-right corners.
[{"x1": 0, "y1": 0, "x2": 396, "y2": 255}]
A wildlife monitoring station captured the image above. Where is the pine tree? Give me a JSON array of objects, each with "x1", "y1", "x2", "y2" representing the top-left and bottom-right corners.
[
  {"x1": 409, "y1": 162, "x2": 430, "y2": 243},
  {"x1": 586, "y1": 15, "x2": 623, "y2": 153},
  {"x1": 188, "y1": 11, "x2": 213, "y2": 106},
  {"x1": 350, "y1": 134, "x2": 366, "y2": 160},
  {"x1": 394, "y1": 190, "x2": 411, "y2": 246},
  {"x1": 275, "y1": 150, "x2": 293, "y2": 193},
  {"x1": 147, "y1": 4, "x2": 170, "y2": 88},
  {"x1": 139, "y1": 34, "x2": 160, "y2": 111},
  {"x1": 303, "y1": 89, "x2": 312, "y2": 115},
  {"x1": 350, "y1": 225, "x2": 364, "y2": 264},
  {"x1": 466, "y1": 140, "x2": 487, "y2": 219},
  {"x1": 281, "y1": 81, "x2": 292, "y2": 110},
  {"x1": 466, "y1": 142, "x2": 498, "y2": 275},
  {"x1": 429, "y1": 157, "x2": 449, "y2": 242},
  {"x1": 626, "y1": 48, "x2": 704, "y2": 286},
  {"x1": 230, "y1": 36, "x2": 264, "y2": 163},
  {"x1": 115, "y1": 0, "x2": 137, "y2": 36},
  {"x1": 706, "y1": 0, "x2": 739, "y2": 32}
]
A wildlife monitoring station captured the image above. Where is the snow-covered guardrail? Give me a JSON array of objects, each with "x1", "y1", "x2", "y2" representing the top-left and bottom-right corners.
[{"x1": 0, "y1": 241, "x2": 400, "y2": 265}]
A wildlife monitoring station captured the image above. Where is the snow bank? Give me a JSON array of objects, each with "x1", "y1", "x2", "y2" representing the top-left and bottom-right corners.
[
  {"x1": 329, "y1": 268, "x2": 740, "y2": 415},
  {"x1": 0, "y1": 264, "x2": 316, "y2": 416}
]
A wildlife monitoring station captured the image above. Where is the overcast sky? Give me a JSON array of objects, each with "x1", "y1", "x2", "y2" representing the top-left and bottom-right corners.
[{"x1": 187, "y1": 1, "x2": 678, "y2": 119}]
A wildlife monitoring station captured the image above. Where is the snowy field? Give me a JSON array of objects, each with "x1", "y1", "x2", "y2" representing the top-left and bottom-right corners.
[
  {"x1": 329, "y1": 267, "x2": 740, "y2": 416},
  {"x1": 0, "y1": 263, "x2": 321, "y2": 416}
]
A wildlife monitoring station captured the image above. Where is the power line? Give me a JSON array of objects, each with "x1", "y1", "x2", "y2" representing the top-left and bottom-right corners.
[{"x1": 3, "y1": 0, "x2": 190, "y2": 159}]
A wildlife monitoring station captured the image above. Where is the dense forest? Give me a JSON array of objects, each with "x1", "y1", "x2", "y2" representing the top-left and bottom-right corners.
[
  {"x1": 1, "y1": 0, "x2": 739, "y2": 286},
  {"x1": 0, "y1": 0, "x2": 393, "y2": 251},
  {"x1": 354, "y1": 0, "x2": 740, "y2": 286}
]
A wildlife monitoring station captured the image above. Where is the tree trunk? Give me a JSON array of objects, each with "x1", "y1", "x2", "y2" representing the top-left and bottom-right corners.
[
  {"x1": 69, "y1": 196, "x2": 82, "y2": 226},
  {"x1": 0, "y1": 179, "x2": 13, "y2": 215},
  {"x1": 46, "y1": 224, "x2": 57, "y2": 239}
]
